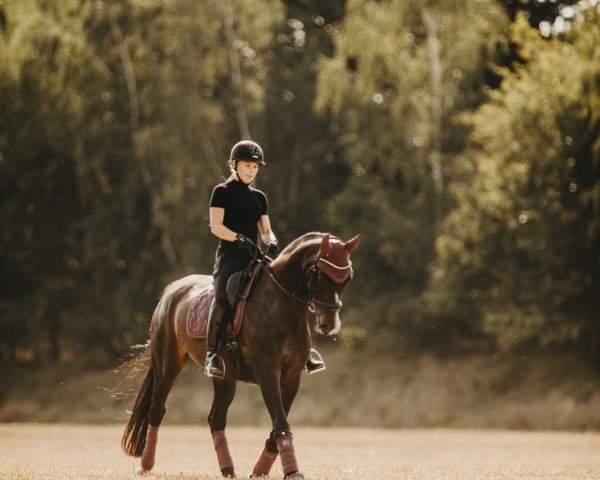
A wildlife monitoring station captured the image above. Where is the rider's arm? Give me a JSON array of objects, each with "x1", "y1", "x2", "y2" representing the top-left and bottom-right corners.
[
  {"x1": 209, "y1": 207, "x2": 238, "y2": 242},
  {"x1": 258, "y1": 215, "x2": 277, "y2": 245}
]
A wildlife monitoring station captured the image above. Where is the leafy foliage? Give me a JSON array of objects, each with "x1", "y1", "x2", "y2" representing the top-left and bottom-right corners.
[
  {"x1": 426, "y1": 12, "x2": 600, "y2": 351},
  {"x1": 314, "y1": 0, "x2": 509, "y2": 330},
  {"x1": 0, "y1": 0, "x2": 598, "y2": 365}
]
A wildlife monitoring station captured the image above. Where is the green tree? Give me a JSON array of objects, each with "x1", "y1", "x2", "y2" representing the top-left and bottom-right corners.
[
  {"x1": 315, "y1": 0, "x2": 509, "y2": 331},
  {"x1": 108, "y1": 0, "x2": 284, "y2": 269},
  {"x1": 0, "y1": 0, "x2": 166, "y2": 363},
  {"x1": 0, "y1": 0, "x2": 285, "y2": 365},
  {"x1": 426, "y1": 11, "x2": 600, "y2": 352},
  {"x1": 260, "y1": 0, "x2": 347, "y2": 241}
]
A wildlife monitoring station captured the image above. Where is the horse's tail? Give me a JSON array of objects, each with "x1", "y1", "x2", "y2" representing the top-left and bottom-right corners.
[
  {"x1": 121, "y1": 275, "x2": 204, "y2": 457},
  {"x1": 121, "y1": 349, "x2": 154, "y2": 457}
]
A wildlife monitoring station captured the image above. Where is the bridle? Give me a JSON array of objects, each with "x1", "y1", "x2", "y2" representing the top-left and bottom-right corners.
[
  {"x1": 305, "y1": 258, "x2": 347, "y2": 314},
  {"x1": 256, "y1": 252, "x2": 350, "y2": 316}
]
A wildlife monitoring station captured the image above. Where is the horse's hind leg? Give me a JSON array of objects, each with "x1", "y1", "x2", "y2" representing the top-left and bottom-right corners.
[
  {"x1": 138, "y1": 338, "x2": 187, "y2": 473},
  {"x1": 208, "y1": 378, "x2": 237, "y2": 478}
]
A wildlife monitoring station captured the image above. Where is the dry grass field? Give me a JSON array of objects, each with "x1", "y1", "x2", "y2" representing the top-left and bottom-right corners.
[{"x1": 0, "y1": 424, "x2": 598, "y2": 479}]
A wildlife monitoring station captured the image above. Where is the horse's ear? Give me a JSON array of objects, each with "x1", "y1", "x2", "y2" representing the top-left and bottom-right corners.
[
  {"x1": 344, "y1": 234, "x2": 361, "y2": 254},
  {"x1": 320, "y1": 234, "x2": 332, "y2": 257}
]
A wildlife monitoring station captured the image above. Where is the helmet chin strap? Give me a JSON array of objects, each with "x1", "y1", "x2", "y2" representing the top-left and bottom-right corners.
[{"x1": 230, "y1": 161, "x2": 241, "y2": 179}]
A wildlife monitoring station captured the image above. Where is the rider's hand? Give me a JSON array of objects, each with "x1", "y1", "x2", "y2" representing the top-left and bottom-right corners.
[
  {"x1": 235, "y1": 234, "x2": 256, "y2": 254},
  {"x1": 267, "y1": 242, "x2": 280, "y2": 257}
]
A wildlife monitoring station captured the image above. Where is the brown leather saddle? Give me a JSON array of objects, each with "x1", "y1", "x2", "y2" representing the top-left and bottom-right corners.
[{"x1": 186, "y1": 262, "x2": 262, "y2": 339}]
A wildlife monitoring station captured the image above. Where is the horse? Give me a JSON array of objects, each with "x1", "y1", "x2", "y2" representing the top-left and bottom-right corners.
[{"x1": 121, "y1": 232, "x2": 360, "y2": 478}]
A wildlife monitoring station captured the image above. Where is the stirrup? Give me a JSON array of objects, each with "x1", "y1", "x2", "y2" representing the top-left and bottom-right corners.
[
  {"x1": 205, "y1": 353, "x2": 226, "y2": 379},
  {"x1": 306, "y1": 348, "x2": 326, "y2": 375}
]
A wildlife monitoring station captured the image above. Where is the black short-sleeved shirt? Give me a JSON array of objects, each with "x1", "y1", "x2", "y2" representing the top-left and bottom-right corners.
[{"x1": 210, "y1": 178, "x2": 268, "y2": 250}]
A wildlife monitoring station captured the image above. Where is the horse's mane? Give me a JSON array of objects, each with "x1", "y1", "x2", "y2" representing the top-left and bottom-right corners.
[
  {"x1": 279, "y1": 232, "x2": 324, "y2": 255},
  {"x1": 272, "y1": 231, "x2": 341, "y2": 268}
]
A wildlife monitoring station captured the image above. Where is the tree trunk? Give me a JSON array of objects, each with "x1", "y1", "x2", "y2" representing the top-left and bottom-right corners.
[
  {"x1": 422, "y1": 9, "x2": 444, "y2": 228},
  {"x1": 222, "y1": 0, "x2": 251, "y2": 140},
  {"x1": 108, "y1": 10, "x2": 178, "y2": 267}
]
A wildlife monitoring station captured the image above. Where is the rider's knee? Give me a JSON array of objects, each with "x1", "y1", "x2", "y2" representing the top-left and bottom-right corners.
[{"x1": 214, "y1": 295, "x2": 229, "y2": 310}]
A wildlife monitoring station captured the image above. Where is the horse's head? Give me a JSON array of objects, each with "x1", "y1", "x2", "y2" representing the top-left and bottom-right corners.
[{"x1": 308, "y1": 233, "x2": 361, "y2": 336}]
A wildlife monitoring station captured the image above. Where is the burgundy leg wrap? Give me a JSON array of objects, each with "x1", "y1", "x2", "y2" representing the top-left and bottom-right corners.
[
  {"x1": 140, "y1": 424, "x2": 159, "y2": 470},
  {"x1": 212, "y1": 430, "x2": 234, "y2": 471},
  {"x1": 251, "y1": 447, "x2": 278, "y2": 477},
  {"x1": 276, "y1": 434, "x2": 299, "y2": 476}
]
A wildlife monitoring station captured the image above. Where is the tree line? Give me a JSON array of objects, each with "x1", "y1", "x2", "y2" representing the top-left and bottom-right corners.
[{"x1": 0, "y1": 0, "x2": 597, "y2": 366}]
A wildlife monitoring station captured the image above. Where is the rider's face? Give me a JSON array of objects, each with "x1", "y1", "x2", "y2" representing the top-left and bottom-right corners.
[{"x1": 236, "y1": 161, "x2": 260, "y2": 184}]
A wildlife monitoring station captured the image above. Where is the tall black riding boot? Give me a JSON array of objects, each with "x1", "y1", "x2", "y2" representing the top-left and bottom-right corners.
[{"x1": 204, "y1": 300, "x2": 228, "y2": 378}]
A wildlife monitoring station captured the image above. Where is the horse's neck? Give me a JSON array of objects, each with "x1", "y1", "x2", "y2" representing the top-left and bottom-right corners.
[{"x1": 270, "y1": 242, "x2": 319, "y2": 298}]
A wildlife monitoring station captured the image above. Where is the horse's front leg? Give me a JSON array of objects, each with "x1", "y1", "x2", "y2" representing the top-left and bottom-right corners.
[
  {"x1": 255, "y1": 368, "x2": 303, "y2": 479},
  {"x1": 208, "y1": 378, "x2": 237, "y2": 478},
  {"x1": 251, "y1": 373, "x2": 301, "y2": 478}
]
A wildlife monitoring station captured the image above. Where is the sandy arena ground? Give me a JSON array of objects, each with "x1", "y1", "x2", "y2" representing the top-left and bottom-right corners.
[{"x1": 0, "y1": 424, "x2": 598, "y2": 479}]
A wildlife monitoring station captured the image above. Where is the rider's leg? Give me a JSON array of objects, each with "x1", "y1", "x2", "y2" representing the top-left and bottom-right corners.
[
  {"x1": 204, "y1": 299, "x2": 229, "y2": 378},
  {"x1": 205, "y1": 247, "x2": 252, "y2": 378}
]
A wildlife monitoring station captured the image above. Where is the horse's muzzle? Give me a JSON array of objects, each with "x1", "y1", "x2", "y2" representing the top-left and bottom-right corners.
[{"x1": 316, "y1": 312, "x2": 341, "y2": 336}]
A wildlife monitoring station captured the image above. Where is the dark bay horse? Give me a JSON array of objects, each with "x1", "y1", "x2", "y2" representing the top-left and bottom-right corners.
[{"x1": 121, "y1": 232, "x2": 360, "y2": 478}]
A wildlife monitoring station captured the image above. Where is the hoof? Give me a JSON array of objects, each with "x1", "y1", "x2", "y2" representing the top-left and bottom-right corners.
[
  {"x1": 221, "y1": 466, "x2": 236, "y2": 478},
  {"x1": 135, "y1": 466, "x2": 152, "y2": 475},
  {"x1": 284, "y1": 473, "x2": 305, "y2": 479}
]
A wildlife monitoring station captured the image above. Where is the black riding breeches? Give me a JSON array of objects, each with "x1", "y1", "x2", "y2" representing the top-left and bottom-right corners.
[{"x1": 212, "y1": 246, "x2": 253, "y2": 310}]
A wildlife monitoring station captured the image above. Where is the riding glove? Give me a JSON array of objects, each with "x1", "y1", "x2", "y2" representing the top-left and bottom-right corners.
[
  {"x1": 267, "y1": 242, "x2": 280, "y2": 257},
  {"x1": 235, "y1": 234, "x2": 256, "y2": 254}
]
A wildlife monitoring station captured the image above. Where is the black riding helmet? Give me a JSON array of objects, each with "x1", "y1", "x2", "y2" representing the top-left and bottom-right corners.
[{"x1": 230, "y1": 140, "x2": 265, "y2": 168}]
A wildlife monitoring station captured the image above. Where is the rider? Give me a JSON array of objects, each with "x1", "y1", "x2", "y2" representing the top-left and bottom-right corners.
[{"x1": 204, "y1": 140, "x2": 326, "y2": 378}]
